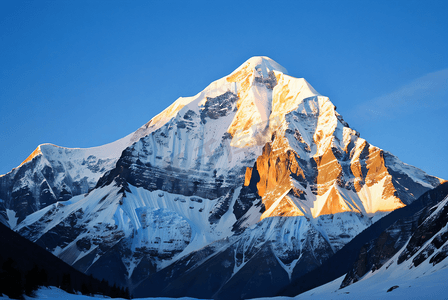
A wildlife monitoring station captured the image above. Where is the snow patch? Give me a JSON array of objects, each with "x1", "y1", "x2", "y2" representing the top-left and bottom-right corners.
[{"x1": 6, "y1": 209, "x2": 18, "y2": 229}]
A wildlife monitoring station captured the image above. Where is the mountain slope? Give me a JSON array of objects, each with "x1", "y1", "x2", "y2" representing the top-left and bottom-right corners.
[
  {"x1": 293, "y1": 182, "x2": 448, "y2": 299},
  {"x1": 1, "y1": 57, "x2": 443, "y2": 298},
  {"x1": 341, "y1": 181, "x2": 448, "y2": 288},
  {"x1": 278, "y1": 182, "x2": 448, "y2": 297}
]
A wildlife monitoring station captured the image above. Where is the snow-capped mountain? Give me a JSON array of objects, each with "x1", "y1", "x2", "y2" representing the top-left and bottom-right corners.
[{"x1": 0, "y1": 57, "x2": 443, "y2": 298}]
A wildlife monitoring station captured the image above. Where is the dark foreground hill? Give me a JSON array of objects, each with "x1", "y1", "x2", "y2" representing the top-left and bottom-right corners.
[{"x1": 0, "y1": 222, "x2": 130, "y2": 299}]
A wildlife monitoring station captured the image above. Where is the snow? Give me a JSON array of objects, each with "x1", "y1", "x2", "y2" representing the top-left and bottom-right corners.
[
  {"x1": 117, "y1": 185, "x2": 250, "y2": 273},
  {"x1": 2, "y1": 260, "x2": 448, "y2": 300},
  {"x1": 16, "y1": 187, "x2": 118, "y2": 242},
  {"x1": 292, "y1": 251, "x2": 448, "y2": 300},
  {"x1": 0, "y1": 286, "x2": 207, "y2": 300},
  {"x1": 384, "y1": 151, "x2": 445, "y2": 187},
  {"x1": 36, "y1": 136, "x2": 132, "y2": 187},
  {"x1": 314, "y1": 212, "x2": 371, "y2": 251},
  {"x1": 275, "y1": 254, "x2": 301, "y2": 281},
  {"x1": 5, "y1": 209, "x2": 18, "y2": 229},
  {"x1": 230, "y1": 56, "x2": 289, "y2": 77},
  {"x1": 261, "y1": 188, "x2": 292, "y2": 219},
  {"x1": 246, "y1": 257, "x2": 448, "y2": 300}
]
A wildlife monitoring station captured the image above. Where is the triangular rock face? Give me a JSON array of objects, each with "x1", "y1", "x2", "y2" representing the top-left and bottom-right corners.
[{"x1": 0, "y1": 57, "x2": 443, "y2": 297}]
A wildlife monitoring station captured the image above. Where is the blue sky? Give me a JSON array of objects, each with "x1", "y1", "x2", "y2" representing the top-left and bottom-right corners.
[{"x1": 1, "y1": 0, "x2": 447, "y2": 179}]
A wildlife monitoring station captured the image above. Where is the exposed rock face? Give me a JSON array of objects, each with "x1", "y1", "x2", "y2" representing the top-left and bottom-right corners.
[
  {"x1": 242, "y1": 101, "x2": 432, "y2": 220},
  {"x1": 248, "y1": 134, "x2": 306, "y2": 220},
  {"x1": 1, "y1": 57, "x2": 444, "y2": 298}
]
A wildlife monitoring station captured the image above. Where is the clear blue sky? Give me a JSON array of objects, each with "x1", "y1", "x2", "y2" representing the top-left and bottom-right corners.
[{"x1": 1, "y1": 0, "x2": 447, "y2": 180}]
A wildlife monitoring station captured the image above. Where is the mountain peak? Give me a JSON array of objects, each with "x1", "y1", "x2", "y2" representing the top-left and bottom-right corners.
[{"x1": 231, "y1": 56, "x2": 288, "y2": 78}]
